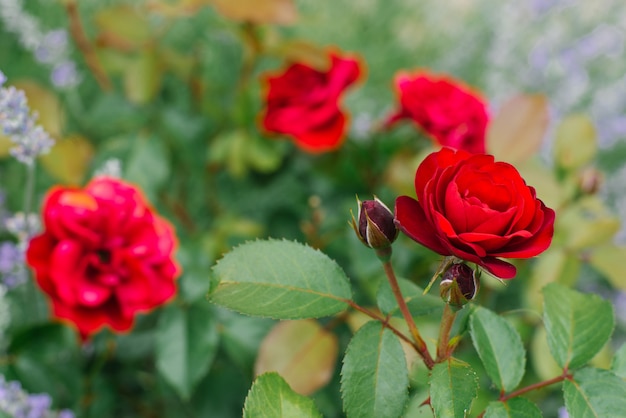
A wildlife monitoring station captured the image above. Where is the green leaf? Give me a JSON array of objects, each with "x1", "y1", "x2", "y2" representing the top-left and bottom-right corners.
[
  {"x1": 563, "y1": 367, "x2": 626, "y2": 417},
  {"x1": 611, "y1": 343, "x2": 626, "y2": 379},
  {"x1": 7, "y1": 324, "x2": 81, "y2": 406},
  {"x1": 430, "y1": 358, "x2": 478, "y2": 418},
  {"x1": 554, "y1": 114, "x2": 597, "y2": 170},
  {"x1": 123, "y1": 48, "x2": 162, "y2": 105},
  {"x1": 341, "y1": 321, "x2": 408, "y2": 418},
  {"x1": 376, "y1": 277, "x2": 443, "y2": 317},
  {"x1": 589, "y1": 244, "x2": 626, "y2": 290},
  {"x1": 542, "y1": 283, "x2": 614, "y2": 369},
  {"x1": 124, "y1": 134, "x2": 170, "y2": 202},
  {"x1": 218, "y1": 309, "x2": 275, "y2": 372},
  {"x1": 210, "y1": 239, "x2": 352, "y2": 319},
  {"x1": 470, "y1": 307, "x2": 526, "y2": 392},
  {"x1": 484, "y1": 398, "x2": 543, "y2": 418},
  {"x1": 243, "y1": 372, "x2": 322, "y2": 418},
  {"x1": 156, "y1": 302, "x2": 219, "y2": 400}
]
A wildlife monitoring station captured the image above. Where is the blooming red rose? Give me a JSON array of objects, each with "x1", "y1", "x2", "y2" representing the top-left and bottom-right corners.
[
  {"x1": 26, "y1": 177, "x2": 180, "y2": 340},
  {"x1": 386, "y1": 71, "x2": 488, "y2": 154},
  {"x1": 261, "y1": 51, "x2": 362, "y2": 153},
  {"x1": 395, "y1": 148, "x2": 555, "y2": 279}
]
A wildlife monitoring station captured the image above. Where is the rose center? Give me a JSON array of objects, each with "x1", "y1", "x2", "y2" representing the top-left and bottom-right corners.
[{"x1": 96, "y1": 249, "x2": 111, "y2": 264}]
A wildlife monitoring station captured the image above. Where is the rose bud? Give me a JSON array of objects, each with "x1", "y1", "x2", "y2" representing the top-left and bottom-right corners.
[
  {"x1": 351, "y1": 196, "x2": 399, "y2": 250},
  {"x1": 578, "y1": 167, "x2": 603, "y2": 195},
  {"x1": 439, "y1": 263, "x2": 479, "y2": 308}
]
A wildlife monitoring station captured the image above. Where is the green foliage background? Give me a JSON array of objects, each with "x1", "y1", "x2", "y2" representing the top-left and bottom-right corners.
[{"x1": 1, "y1": 1, "x2": 626, "y2": 417}]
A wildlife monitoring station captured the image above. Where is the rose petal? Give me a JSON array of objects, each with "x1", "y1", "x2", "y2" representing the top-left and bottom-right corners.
[{"x1": 394, "y1": 196, "x2": 449, "y2": 256}]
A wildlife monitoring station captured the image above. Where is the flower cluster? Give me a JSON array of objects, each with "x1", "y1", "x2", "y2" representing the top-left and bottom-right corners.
[
  {"x1": 0, "y1": 71, "x2": 55, "y2": 165},
  {"x1": 260, "y1": 51, "x2": 487, "y2": 155},
  {"x1": 26, "y1": 177, "x2": 180, "y2": 340},
  {"x1": 0, "y1": 375, "x2": 74, "y2": 418}
]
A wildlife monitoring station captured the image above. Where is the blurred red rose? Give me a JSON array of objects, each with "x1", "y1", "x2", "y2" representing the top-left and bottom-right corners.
[
  {"x1": 395, "y1": 148, "x2": 554, "y2": 279},
  {"x1": 26, "y1": 177, "x2": 180, "y2": 340},
  {"x1": 386, "y1": 71, "x2": 488, "y2": 154},
  {"x1": 261, "y1": 51, "x2": 362, "y2": 153}
]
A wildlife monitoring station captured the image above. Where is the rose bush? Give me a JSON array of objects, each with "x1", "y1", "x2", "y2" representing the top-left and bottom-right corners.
[
  {"x1": 385, "y1": 70, "x2": 488, "y2": 154},
  {"x1": 395, "y1": 147, "x2": 555, "y2": 278},
  {"x1": 261, "y1": 50, "x2": 362, "y2": 153},
  {"x1": 26, "y1": 177, "x2": 179, "y2": 339}
]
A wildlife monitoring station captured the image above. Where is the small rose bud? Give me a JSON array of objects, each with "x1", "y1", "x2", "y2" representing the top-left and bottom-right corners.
[
  {"x1": 350, "y1": 196, "x2": 399, "y2": 250},
  {"x1": 578, "y1": 167, "x2": 603, "y2": 195},
  {"x1": 439, "y1": 263, "x2": 479, "y2": 308}
]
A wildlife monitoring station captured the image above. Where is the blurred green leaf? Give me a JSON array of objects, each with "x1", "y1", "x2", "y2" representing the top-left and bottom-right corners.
[
  {"x1": 156, "y1": 302, "x2": 219, "y2": 400},
  {"x1": 589, "y1": 244, "x2": 626, "y2": 290},
  {"x1": 341, "y1": 321, "x2": 408, "y2": 418},
  {"x1": 376, "y1": 277, "x2": 443, "y2": 317},
  {"x1": 526, "y1": 248, "x2": 580, "y2": 310},
  {"x1": 177, "y1": 243, "x2": 213, "y2": 303},
  {"x1": 470, "y1": 307, "x2": 526, "y2": 392},
  {"x1": 95, "y1": 5, "x2": 152, "y2": 49},
  {"x1": 554, "y1": 114, "x2": 597, "y2": 170},
  {"x1": 484, "y1": 398, "x2": 542, "y2": 418},
  {"x1": 557, "y1": 198, "x2": 621, "y2": 250},
  {"x1": 611, "y1": 343, "x2": 626, "y2": 379},
  {"x1": 255, "y1": 319, "x2": 338, "y2": 395},
  {"x1": 210, "y1": 239, "x2": 352, "y2": 319},
  {"x1": 563, "y1": 367, "x2": 626, "y2": 417},
  {"x1": 531, "y1": 325, "x2": 564, "y2": 383},
  {"x1": 542, "y1": 283, "x2": 614, "y2": 369},
  {"x1": 243, "y1": 372, "x2": 322, "y2": 418},
  {"x1": 124, "y1": 134, "x2": 170, "y2": 201},
  {"x1": 429, "y1": 358, "x2": 478, "y2": 418},
  {"x1": 210, "y1": 0, "x2": 298, "y2": 24},
  {"x1": 40, "y1": 134, "x2": 94, "y2": 185},
  {"x1": 124, "y1": 48, "x2": 162, "y2": 105},
  {"x1": 85, "y1": 94, "x2": 148, "y2": 139},
  {"x1": 7, "y1": 324, "x2": 81, "y2": 407},
  {"x1": 218, "y1": 309, "x2": 275, "y2": 372}
]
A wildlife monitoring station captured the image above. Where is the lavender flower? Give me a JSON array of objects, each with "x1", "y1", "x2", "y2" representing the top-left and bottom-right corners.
[
  {"x1": 0, "y1": 0, "x2": 80, "y2": 88},
  {"x1": 0, "y1": 242, "x2": 26, "y2": 288},
  {"x1": 0, "y1": 375, "x2": 74, "y2": 418},
  {"x1": 0, "y1": 72, "x2": 55, "y2": 166}
]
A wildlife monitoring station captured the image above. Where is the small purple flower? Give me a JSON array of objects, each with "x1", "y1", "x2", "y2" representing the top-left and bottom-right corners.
[
  {"x1": 51, "y1": 61, "x2": 79, "y2": 89},
  {"x1": 0, "y1": 241, "x2": 25, "y2": 288},
  {"x1": 34, "y1": 30, "x2": 69, "y2": 65},
  {"x1": 0, "y1": 72, "x2": 54, "y2": 165},
  {"x1": 0, "y1": 375, "x2": 75, "y2": 418}
]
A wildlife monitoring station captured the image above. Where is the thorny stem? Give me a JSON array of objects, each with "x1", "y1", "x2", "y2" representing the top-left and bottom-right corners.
[
  {"x1": 378, "y1": 250, "x2": 435, "y2": 369},
  {"x1": 64, "y1": 0, "x2": 112, "y2": 91},
  {"x1": 436, "y1": 303, "x2": 458, "y2": 361},
  {"x1": 344, "y1": 299, "x2": 422, "y2": 358},
  {"x1": 476, "y1": 369, "x2": 572, "y2": 417}
]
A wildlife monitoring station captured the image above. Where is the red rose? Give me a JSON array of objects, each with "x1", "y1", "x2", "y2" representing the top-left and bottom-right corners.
[
  {"x1": 26, "y1": 177, "x2": 180, "y2": 340},
  {"x1": 386, "y1": 71, "x2": 488, "y2": 154},
  {"x1": 395, "y1": 148, "x2": 555, "y2": 279},
  {"x1": 261, "y1": 51, "x2": 362, "y2": 153}
]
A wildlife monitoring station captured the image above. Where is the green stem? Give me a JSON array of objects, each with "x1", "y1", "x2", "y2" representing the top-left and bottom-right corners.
[
  {"x1": 476, "y1": 370, "x2": 571, "y2": 418},
  {"x1": 436, "y1": 303, "x2": 458, "y2": 361},
  {"x1": 344, "y1": 299, "x2": 420, "y2": 355},
  {"x1": 378, "y1": 252, "x2": 435, "y2": 369},
  {"x1": 23, "y1": 162, "x2": 36, "y2": 238}
]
